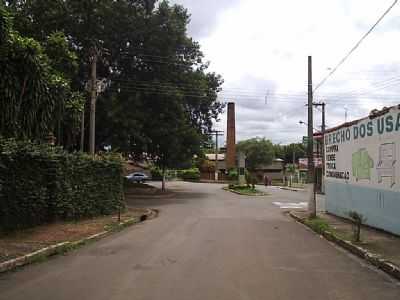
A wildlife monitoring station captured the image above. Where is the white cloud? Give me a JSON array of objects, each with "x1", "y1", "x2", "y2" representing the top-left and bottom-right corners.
[{"x1": 172, "y1": 0, "x2": 400, "y2": 144}]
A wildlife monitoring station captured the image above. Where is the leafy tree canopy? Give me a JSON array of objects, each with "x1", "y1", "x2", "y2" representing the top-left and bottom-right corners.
[
  {"x1": 4, "y1": 0, "x2": 224, "y2": 166},
  {"x1": 237, "y1": 138, "x2": 275, "y2": 171},
  {"x1": 273, "y1": 143, "x2": 306, "y2": 163},
  {"x1": 0, "y1": 3, "x2": 83, "y2": 140}
]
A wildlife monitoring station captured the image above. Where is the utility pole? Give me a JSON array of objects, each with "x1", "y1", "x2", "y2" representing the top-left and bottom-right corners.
[
  {"x1": 307, "y1": 56, "x2": 316, "y2": 218},
  {"x1": 313, "y1": 101, "x2": 326, "y2": 194},
  {"x1": 89, "y1": 48, "x2": 98, "y2": 155},
  {"x1": 321, "y1": 102, "x2": 326, "y2": 194}
]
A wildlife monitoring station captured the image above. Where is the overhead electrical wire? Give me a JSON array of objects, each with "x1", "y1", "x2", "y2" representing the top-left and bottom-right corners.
[{"x1": 313, "y1": 0, "x2": 399, "y2": 92}]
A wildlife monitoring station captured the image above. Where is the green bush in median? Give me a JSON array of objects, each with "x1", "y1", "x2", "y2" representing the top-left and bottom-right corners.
[{"x1": 178, "y1": 168, "x2": 200, "y2": 181}]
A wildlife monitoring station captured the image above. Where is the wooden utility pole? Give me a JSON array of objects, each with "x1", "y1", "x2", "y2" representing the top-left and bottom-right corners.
[
  {"x1": 308, "y1": 56, "x2": 316, "y2": 218},
  {"x1": 313, "y1": 101, "x2": 326, "y2": 193},
  {"x1": 89, "y1": 49, "x2": 98, "y2": 155}
]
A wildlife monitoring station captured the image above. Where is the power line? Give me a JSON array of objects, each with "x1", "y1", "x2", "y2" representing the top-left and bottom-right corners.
[
  {"x1": 109, "y1": 85, "x2": 400, "y2": 100},
  {"x1": 105, "y1": 81, "x2": 400, "y2": 106},
  {"x1": 319, "y1": 76, "x2": 400, "y2": 97},
  {"x1": 314, "y1": 0, "x2": 399, "y2": 92}
]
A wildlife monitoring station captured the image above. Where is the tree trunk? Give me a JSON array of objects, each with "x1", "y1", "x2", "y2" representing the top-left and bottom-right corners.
[
  {"x1": 162, "y1": 167, "x2": 166, "y2": 192},
  {"x1": 356, "y1": 222, "x2": 361, "y2": 242}
]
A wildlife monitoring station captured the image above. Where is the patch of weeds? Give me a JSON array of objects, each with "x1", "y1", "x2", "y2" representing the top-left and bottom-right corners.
[
  {"x1": 305, "y1": 217, "x2": 331, "y2": 235},
  {"x1": 226, "y1": 185, "x2": 267, "y2": 196},
  {"x1": 104, "y1": 217, "x2": 139, "y2": 233},
  {"x1": 348, "y1": 211, "x2": 366, "y2": 243}
]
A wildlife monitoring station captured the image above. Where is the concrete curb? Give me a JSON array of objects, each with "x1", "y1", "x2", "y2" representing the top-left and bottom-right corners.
[
  {"x1": 222, "y1": 187, "x2": 268, "y2": 197},
  {"x1": 279, "y1": 187, "x2": 305, "y2": 192},
  {"x1": 289, "y1": 211, "x2": 400, "y2": 281},
  {"x1": 0, "y1": 209, "x2": 157, "y2": 274},
  {"x1": 125, "y1": 192, "x2": 176, "y2": 199}
]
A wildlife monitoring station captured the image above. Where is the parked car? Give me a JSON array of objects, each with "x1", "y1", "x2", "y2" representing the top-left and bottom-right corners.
[{"x1": 125, "y1": 172, "x2": 149, "y2": 183}]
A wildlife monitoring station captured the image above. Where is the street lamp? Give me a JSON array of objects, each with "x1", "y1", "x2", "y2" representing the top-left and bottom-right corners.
[{"x1": 299, "y1": 120, "x2": 321, "y2": 133}]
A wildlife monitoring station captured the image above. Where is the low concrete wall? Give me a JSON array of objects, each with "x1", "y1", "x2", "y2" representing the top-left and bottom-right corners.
[{"x1": 326, "y1": 181, "x2": 400, "y2": 236}]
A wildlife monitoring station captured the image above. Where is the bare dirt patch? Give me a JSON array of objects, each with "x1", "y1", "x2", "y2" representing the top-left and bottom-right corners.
[{"x1": 0, "y1": 208, "x2": 147, "y2": 263}]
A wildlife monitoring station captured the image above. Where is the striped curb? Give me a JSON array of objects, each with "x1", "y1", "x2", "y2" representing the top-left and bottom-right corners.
[
  {"x1": 0, "y1": 209, "x2": 157, "y2": 274},
  {"x1": 289, "y1": 211, "x2": 400, "y2": 281}
]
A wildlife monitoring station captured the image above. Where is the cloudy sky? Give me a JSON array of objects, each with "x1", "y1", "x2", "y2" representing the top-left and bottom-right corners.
[{"x1": 171, "y1": 0, "x2": 400, "y2": 145}]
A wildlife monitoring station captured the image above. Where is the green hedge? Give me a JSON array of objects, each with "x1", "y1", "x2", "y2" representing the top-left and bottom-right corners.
[
  {"x1": 150, "y1": 167, "x2": 163, "y2": 181},
  {"x1": 178, "y1": 168, "x2": 200, "y2": 181},
  {"x1": 0, "y1": 139, "x2": 124, "y2": 231}
]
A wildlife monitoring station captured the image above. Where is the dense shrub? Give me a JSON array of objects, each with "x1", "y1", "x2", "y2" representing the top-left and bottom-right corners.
[
  {"x1": 227, "y1": 169, "x2": 238, "y2": 181},
  {"x1": 245, "y1": 172, "x2": 257, "y2": 189},
  {"x1": 0, "y1": 139, "x2": 124, "y2": 231},
  {"x1": 178, "y1": 168, "x2": 200, "y2": 181},
  {"x1": 150, "y1": 167, "x2": 163, "y2": 181}
]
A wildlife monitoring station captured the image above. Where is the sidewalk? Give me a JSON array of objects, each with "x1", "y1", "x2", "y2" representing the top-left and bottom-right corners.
[{"x1": 291, "y1": 210, "x2": 400, "y2": 273}]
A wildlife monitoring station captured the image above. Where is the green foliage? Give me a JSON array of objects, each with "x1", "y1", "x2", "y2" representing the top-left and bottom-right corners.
[
  {"x1": 0, "y1": 5, "x2": 82, "y2": 144},
  {"x1": 305, "y1": 217, "x2": 331, "y2": 235},
  {"x1": 44, "y1": 32, "x2": 79, "y2": 78},
  {"x1": 245, "y1": 172, "x2": 257, "y2": 189},
  {"x1": 227, "y1": 185, "x2": 265, "y2": 196},
  {"x1": 227, "y1": 168, "x2": 238, "y2": 181},
  {"x1": 348, "y1": 211, "x2": 366, "y2": 242},
  {"x1": 5, "y1": 1, "x2": 223, "y2": 154},
  {"x1": 178, "y1": 168, "x2": 200, "y2": 181},
  {"x1": 0, "y1": 27, "x2": 55, "y2": 138},
  {"x1": 286, "y1": 164, "x2": 296, "y2": 174},
  {"x1": 0, "y1": 3, "x2": 11, "y2": 45},
  {"x1": 150, "y1": 167, "x2": 163, "y2": 181},
  {"x1": 237, "y1": 138, "x2": 275, "y2": 171},
  {"x1": 0, "y1": 139, "x2": 124, "y2": 231},
  {"x1": 274, "y1": 143, "x2": 306, "y2": 163}
]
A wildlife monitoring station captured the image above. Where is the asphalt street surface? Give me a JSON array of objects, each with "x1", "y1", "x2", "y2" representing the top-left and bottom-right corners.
[{"x1": 1, "y1": 182, "x2": 399, "y2": 300}]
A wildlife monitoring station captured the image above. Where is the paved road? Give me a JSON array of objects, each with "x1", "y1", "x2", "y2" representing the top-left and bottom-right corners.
[{"x1": 1, "y1": 182, "x2": 399, "y2": 300}]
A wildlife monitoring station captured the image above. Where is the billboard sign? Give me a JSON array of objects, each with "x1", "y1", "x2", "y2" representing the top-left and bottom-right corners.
[
  {"x1": 324, "y1": 105, "x2": 400, "y2": 235},
  {"x1": 324, "y1": 106, "x2": 400, "y2": 191}
]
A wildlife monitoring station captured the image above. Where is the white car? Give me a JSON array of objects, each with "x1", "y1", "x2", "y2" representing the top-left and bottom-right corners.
[{"x1": 126, "y1": 172, "x2": 149, "y2": 183}]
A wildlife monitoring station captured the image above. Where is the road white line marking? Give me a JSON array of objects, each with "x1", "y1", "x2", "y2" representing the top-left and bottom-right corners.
[{"x1": 273, "y1": 202, "x2": 308, "y2": 209}]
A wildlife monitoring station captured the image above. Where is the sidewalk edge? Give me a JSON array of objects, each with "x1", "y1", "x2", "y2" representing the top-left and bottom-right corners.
[{"x1": 289, "y1": 211, "x2": 400, "y2": 281}]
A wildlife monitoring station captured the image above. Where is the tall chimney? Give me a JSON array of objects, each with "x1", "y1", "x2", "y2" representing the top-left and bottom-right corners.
[{"x1": 226, "y1": 102, "x2": 236, "y2": 170}]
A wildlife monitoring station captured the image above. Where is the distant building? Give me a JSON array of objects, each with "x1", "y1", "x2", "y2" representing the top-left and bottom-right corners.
[
  {"x1": 200, "y1": 154, "x2": 285, "y2": 183},
  {"x1": 298, "y1": 133, "x2": 324, "y2": 191},
  {"x1": 200, "y1": 153, "x2": 227, "y2": 181},
  {"x1": 251, "y1": 159, "x2": 285, "y2": 183}
]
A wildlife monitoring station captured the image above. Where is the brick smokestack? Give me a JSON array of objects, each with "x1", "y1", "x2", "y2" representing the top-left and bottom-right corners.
[{"x1": 226, "y1": 102, "x2": 236, "y2": 170}]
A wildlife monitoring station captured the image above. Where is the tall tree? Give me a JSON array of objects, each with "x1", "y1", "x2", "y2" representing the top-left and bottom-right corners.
[
  {"x1": 237, "y1": 138, "x2": 275, "y2": 171},
  {"x1": 5, "y1": 0, "x2": 224, "y2": 164},
  {"x1": 0, "y1": 4, "x2": 79, "y2": 140},
  {"x1": 274, "y1": 143, "x2": 306, "y2": 163}
]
